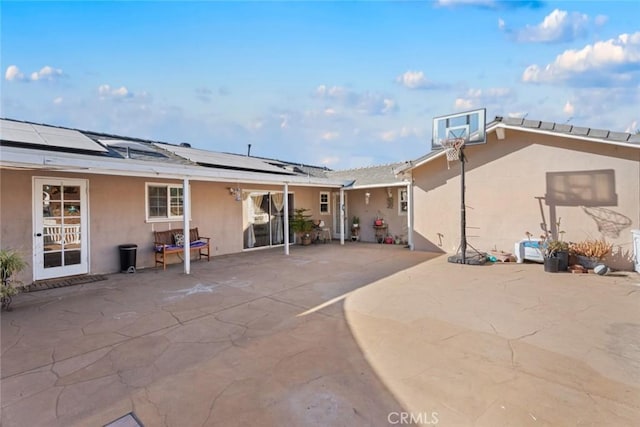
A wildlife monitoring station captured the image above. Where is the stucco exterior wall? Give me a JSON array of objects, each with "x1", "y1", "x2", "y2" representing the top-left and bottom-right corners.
[
  {"x1": 411, "y1": 131, "x2": 640, "y2": 270},
  {"x1": 345, "y1": 187, "x2": 410, "y2": 244},
  {"x1": 0, "y1": 169, "x2": 336, "y2": 283}
]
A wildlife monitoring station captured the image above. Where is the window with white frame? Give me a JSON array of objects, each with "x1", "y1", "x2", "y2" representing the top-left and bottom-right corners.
[
  {"x1": 147, "y1": 183, "x2": 184, "y2": 221},
  {"x1": 398, "y1": 188, "x2": 408, "y2": 215},
  {"x1": 319, "y1": 191, "x2": 330, "y2": 214}
]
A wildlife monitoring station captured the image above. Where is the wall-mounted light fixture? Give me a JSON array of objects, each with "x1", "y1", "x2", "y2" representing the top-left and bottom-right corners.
[
  {"x1": 365, "y1": 192, "x2": 371, "y2": 205},
  {"x1": 227, "y1": 187, "x2": 242, "y2": 201}
]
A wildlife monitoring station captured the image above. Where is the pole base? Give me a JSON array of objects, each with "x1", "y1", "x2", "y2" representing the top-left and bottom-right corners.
[{"x1": 448, "y1": 252, "x2": 487, "y2": 265}]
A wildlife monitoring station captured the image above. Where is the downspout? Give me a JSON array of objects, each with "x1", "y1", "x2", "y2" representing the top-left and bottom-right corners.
[
  {"x1": 340, "y1": 187, "x2": 345, "y2": 245},
  {"x1": 183, "y1": 177, "x2": 191, "y2": 274},
  {"x1": 284, "y1": 182, "x2": 290, "y2": 255}
]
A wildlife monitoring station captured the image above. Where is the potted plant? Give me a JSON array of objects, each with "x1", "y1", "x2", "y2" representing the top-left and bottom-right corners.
[
  {"x1": 569, "y1": 239, "x2": 612, "y2": 269},
  {"x1": 351, "y1": 216, "x2": 360, "y2": 241},
  {"x1": 351, "y1": 216, "x2": 360, "y2": 229},
  {"x1": 547, "y1": 239, "x2": 570, "y2": 272},
  {"x1": 290, "y1": 208, "x2": 314, "y2": 245},
  {"x1": 1, "y1": 249, "x2": 27, "y2": 311}
]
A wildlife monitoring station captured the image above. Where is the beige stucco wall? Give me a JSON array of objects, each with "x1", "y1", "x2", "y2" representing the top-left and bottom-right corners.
[
  {"x1": 345, "y1": 187, "x2": 411, "y2": 244},
  {"x1": 0, "y1": 169, "x2": 336, "y2": 283},
  {"x1": 411, "y1": 131, "x2": 640, "y2": 270}
]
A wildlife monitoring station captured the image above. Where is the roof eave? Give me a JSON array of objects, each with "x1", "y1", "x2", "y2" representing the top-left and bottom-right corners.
[
  {"x1": 0, "y1": 146, "x2": 344, "y2": 187},
  {"x1": 488, "y1": 123, "x2": 639, "y2": 149}
]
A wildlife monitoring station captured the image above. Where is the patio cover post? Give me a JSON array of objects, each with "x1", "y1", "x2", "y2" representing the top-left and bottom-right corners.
[
  {"x1": 284, "y1": 183, "x2": 289, "y2": 255},
  {"x1": 183, "y1": 177, "x2": 191, "y2": 274},
  {"x1": 340, "y1": 187, "x2": 345, "y2": 245},
  {"x1": 407, "y1": 181, "x2": 414, "y2": 250}
]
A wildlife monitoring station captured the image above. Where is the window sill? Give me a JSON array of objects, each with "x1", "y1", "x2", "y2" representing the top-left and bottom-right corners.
[{"x1": 146, "y1": 218, "x2": 186, "y2": 223}]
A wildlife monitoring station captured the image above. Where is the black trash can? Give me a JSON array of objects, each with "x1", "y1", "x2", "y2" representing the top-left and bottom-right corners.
[{"x1": 118, "y1": 244, "x2": 137, "y2": 273}]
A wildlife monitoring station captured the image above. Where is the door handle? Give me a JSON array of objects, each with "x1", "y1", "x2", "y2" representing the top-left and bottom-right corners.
[{"x1": 36, "y1": 233, "x2": 42, "y2": 237}]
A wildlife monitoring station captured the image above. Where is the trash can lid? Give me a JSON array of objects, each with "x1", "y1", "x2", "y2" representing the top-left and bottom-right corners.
[{"x1": 119, "y1": 244, "x2": 138, "y2": 249}]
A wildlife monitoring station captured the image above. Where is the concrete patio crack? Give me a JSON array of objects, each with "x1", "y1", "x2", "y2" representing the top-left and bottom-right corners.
[{"x1": 201, "y1": 380, "x2": 235, "y2": 427}]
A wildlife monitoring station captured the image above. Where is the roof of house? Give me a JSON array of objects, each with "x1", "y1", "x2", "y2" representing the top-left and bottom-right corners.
[
  {"x1": 327, "y1": 162, "x2": 409, "y2": 188},
  {"x1": 3, "y1": 116, "x2": 637, "y2": 186},
  {"x1": 396, "y1": 116, "x2": 640, "y2": 174},
  {"x1": 0, "y1": 118, "x2": 346, "y2": 187}
]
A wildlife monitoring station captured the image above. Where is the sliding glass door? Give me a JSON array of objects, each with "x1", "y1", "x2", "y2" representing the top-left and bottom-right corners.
[{"x1": 243, "y1": 191, "x2": 293, "y2": 249}]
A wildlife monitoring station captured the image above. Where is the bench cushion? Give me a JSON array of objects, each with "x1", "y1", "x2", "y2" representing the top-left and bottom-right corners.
[{"x1": 155, "y1": 240, "x2": 209, "y2": 252}]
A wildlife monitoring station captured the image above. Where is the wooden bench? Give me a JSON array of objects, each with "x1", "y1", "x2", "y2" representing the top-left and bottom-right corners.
[{"x1": 154, "y1": 228, "x2": 211, "y2": 270}]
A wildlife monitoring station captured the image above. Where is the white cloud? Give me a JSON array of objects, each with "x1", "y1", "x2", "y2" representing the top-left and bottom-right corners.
[
  {"x1": 396, "y1": 70, "x2": 430, "y2": 89},
  {"x1": 568, "y1": 87, "x2": 640, "y2": 126},
  {"x1": 511, "y1": 9, "x2": 589, "y2": 43},
  {"x1": 5, "y1": 65, "x2": 25, "y2": 81},
  {"x1": 98, "y1": 84, "x2": 133, "y2": 100},
  {"x1": 522, "y1": 32, "x2": 640, "y2": 86},
  {"x1": 324, "y1": 108, "x2": 337, "y2": 116},
  {"x1": 315, "y1": 84, "x2": 397, "y2": 116},
  {"x1": 563, "y1": 101, "x2": 574, "y2": 115},
  {"x1": 30, "y1": 66, "x2": 64, "y2": 81},
  {"x1": 498, "y1": 18, "x2": 506, "y2": 30},
  {"x1": 380, "y1": 126, "x2": 421, "y2": 142},
  {"x1": 454, "y1": 98, "x2": 474, "y2": 110},
  {"x1": 625, "y1": 120, "x2": 638, "y2": 133},
  {"x1": 5, "y1": 64, "x2": 64, "y2": 82},
  {"x1": 454, "y1": 87, "x2": 515, "y2": 110},
  {"x1": 53, "y1": 97, "x2": 63, "y2": 105}
]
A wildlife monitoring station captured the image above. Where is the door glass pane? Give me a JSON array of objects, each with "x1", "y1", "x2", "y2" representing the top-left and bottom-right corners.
[
  {"x1": 63, "y1": 185, "x2": 80, "y2": 201},
  {"x1": 43, "y1": 218, "x2": 63, "y2": 251},
  {"x1": 48, "y1": 185, "x2": 62, "y2": 200},
  {"x1": 44, "y1": 252, "x2": 62, "y2": 268},
  {"x1": 64, "y1": 250, "x2": 81, "y2": 266},
  {"x1": 64, "y1": 202, "x2": 81, "y2": 216}
]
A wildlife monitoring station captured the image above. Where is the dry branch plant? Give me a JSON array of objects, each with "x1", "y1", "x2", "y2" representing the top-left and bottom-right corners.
[{"x1": 569, "y1": 239, "x2": 612, "y2": 259}]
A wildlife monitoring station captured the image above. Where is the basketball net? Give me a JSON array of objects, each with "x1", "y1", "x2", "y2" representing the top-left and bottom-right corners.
[{"x1": 441, "y1": 138, "x2": 465, "y2": 169}]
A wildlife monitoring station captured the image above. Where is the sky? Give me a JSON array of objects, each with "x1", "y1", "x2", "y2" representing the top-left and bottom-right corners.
[{"x1": 1, "y1": 0, "x2": 639, "y2": 169}]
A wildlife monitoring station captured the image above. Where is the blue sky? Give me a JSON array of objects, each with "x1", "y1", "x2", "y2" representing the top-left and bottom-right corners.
[{"x1": 2, "y1": 1, "x2": 639, "y2": 169}]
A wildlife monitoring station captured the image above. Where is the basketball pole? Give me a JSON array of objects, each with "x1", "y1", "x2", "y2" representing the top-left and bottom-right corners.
[{"x1": 460, "y1": 147, "x2": 467, "y2": 264}]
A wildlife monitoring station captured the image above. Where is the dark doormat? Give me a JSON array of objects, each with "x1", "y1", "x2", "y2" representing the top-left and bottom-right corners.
[{"x1": 26, "y1": 274, "x2": 108, "y2": 292}]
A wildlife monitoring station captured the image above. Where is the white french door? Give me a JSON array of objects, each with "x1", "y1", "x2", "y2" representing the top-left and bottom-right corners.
[
  {"x1": 332, "y1": 192, "x2": 347, "y2": 239},
  {"x1": 33, "y1": 178, "x2": 89, "y2": 280}
]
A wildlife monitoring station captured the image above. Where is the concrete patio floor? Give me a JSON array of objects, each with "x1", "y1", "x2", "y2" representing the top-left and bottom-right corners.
[{"x1": 1, "y1": 243, "x2": 639, "y2": 426}]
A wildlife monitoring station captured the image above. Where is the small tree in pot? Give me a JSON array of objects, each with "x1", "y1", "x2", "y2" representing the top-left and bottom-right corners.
[{"x1": 290, "y1": 208, "x2": 314, "y2": 245}]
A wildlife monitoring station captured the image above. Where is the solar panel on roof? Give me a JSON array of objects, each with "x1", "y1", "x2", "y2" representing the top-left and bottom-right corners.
[
  {"x1": 156, "y1": 143, "x2": 294, "y2": 175},
  {"x1": 99, "y1": 139, "x2": 160, "y2": 154},
  {"x1": 0, "y1": 120, "x2": 108, "y2": 152}
]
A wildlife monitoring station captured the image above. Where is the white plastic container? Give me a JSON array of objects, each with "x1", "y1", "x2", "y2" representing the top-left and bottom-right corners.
[{"x1": 632, "y1": 230, "x2": 640, "y2": 273}]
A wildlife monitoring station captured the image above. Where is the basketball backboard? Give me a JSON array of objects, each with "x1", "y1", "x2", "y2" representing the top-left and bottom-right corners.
[{"x1": 432, "y1": 108, "x2": 486, "y2": 150}]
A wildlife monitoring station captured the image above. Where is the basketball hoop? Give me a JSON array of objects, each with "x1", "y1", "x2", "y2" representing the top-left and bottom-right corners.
[{"x1": 442, "y1": 138, "x2": 465, "y2": 168}]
